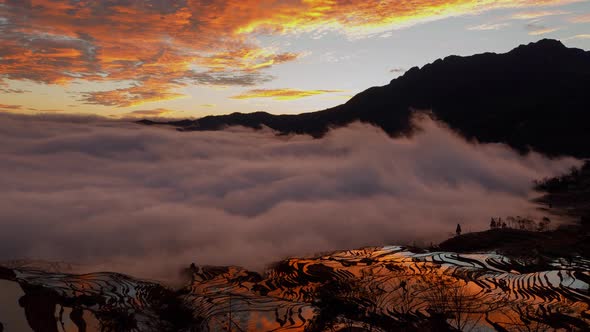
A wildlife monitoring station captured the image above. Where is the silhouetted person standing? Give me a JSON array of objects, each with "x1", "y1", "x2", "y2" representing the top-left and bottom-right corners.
[{"x1": 456, "y1": 224, "x2": 462, "y2": 236}]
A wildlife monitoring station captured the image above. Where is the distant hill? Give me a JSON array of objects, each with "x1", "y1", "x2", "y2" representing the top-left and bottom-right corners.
[{"x1": 139, "y1": 39, "x2": 590, "y2": 158}]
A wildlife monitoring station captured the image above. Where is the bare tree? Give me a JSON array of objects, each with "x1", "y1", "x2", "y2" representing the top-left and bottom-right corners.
[{"x1": 415, "y1": 273, "x2": 504, "y2": 331}]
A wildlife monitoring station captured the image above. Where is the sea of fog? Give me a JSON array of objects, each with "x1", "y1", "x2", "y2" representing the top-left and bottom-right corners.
[{"x1": 0, "y1": 113, "x2": 580, "y2": 280}]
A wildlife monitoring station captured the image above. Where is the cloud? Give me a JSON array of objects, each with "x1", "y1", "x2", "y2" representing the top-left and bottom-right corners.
[
  {"x1": 510, "y1": 10, "x2": 569, "y2": 20},
  {"x1": 175, "y1": 70, "x2": 275, "y2": 87},
  {"x1": 565, "y1": 34, "x2": 590, "y2": 40},
  {"x1": 528, "y1": 27, "x2": 561, "y2": 35},
  {"x1": 525, "y1": 22, "x2": 561, "y2": 35},
  {"x1": 0, "y1": 113, "x2": 580, "y2": 280},
  {"x1": 0, "y1": 88, "x2": 30, "y2": 94},
  {"x1": 389, "y1": 67, "x2": 407, "y2": 73},
  {"x1": 0, "y1": 104, "x2": 23, "y2": 111},
  {"x1": 0, "y1": 0, "x2": 584, "y2": 107},
  {"x1": 81, "y1": 84, "x2": 186, "y2": 108},
  {"x1": 1, "y1": 104, "x2": 69, "y2": 114},
  {"x1": 467, "y1": 22, "x2": 511, "y2": 30},
  {"x1": 568, "y1": 14, "x2": 590, "y2": 23},
  {"x1": 231, "y1": 88, "x2": 345, "y2": 100},
  {"x1": 28, "y1": 108, "x2": 67, "y2": 113},
  {"x1": 201, "y1": 49, "x2": 301, "y2": 72},
  {"x1": 229, "y1": 0, "x2": 581, "y2": 37},
  {"x1": 119, "y1": 108, "x2": 174, "y2": 118},
  {"x1": 0, "y1": 2, "x2": 295, "y2": 107}
]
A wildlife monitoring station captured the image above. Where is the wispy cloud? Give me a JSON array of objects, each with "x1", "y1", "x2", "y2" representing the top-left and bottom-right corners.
[
  {"x1": 119, "y1": 108, "x2": 174, "y2": 118},
  {"x1": 510, "y1": 10, "x2": 569, "y2": 20},
  {"x1": 0, "y1": 104, "x2": 69, "y2": 114},
  {"x1": 0, "y1": 104, "x2": 23, "y2": 112},
  {"x1": 27, "y1": 108, "x2": 67, "y2": 113},
  {"x1": 0, "y1": 88, "x2": 30, "y2": 94},
  {"x1": 81, "y1": 85, "x2": 186, "y2": 108},
  {"x1": 231, "y1": 88, "x2": 345, "y2": 101},
  {"x1": 528, "y1": 27, "x2": 561, "y2": 35},
  {"x1": 525, "y1": 22, "x2": 561, "y2": 35},
  {"x1": 389, "y1": 67, "x2": 407, "y2": 73},
  {"x1": 568, "y1": 13, "x2": 590, "y2": 23},
  {"x1": 565, "y1": 34, "x2": 590, "y2": 40},
  {"x1": 467, "y1": 22, "x2": 511, "y2": 30}
]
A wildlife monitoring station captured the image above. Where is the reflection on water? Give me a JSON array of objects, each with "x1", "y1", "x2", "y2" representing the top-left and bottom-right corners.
[
  {"x1": 0, "y1": 279, "x2": 101, "y2": 332},
  {"x1": 0, "y1": 280, "x2": 31, "y2": 332},
  {"x1": 1, "y1": 246, "x2": 589, "y2": 331}
]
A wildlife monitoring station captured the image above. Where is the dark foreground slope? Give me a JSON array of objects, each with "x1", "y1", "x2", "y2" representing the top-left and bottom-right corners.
[
  {"x1": 140, "y1": 39, "x2": 590, "y2": 158},
  {"x1": 439, "y1": 228, "x2": 590, "y2": 260},
  {"x1": 441, "y1": 160, "x2": 590, "y2": 265}
]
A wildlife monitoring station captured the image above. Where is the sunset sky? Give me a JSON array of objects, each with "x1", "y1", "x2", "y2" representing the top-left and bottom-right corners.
[{"x1": 1, "y1": 0, "x2": 589, "y2": 119}]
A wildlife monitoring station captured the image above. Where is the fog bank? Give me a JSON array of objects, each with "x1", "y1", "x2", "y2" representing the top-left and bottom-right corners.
[{"x1": 0, "y1": 113, "x2": 579, "y2": 279}]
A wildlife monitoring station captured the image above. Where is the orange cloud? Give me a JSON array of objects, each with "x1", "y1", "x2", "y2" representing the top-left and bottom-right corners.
[
  {"x1": 0, "y1": 0, "x2": 583, "y2": 107},
  {"x1": 230, "y1": 0, "x2": 581, "y2": 37},
  {"x1": 118, "y1": 108, "x2": 175, "y2": 118},
  {"x1": 28, "y1": 108, "x2": 68, "y2": 113},
  {"x1": 201, "y1": 48, "x2": 301, "y2": 72},
  {"x1": 231, "y1": 88, "x2": 344, "y2": 100},
  {"x1": 0, "y1": 104, "x2": 23, "y2": 111},
  {"x1": 80, "y1": 83, "x2": 185, "y2": 108},
  {"x1": 0, "y1": 86, "x2": 30, "y2": 93}
]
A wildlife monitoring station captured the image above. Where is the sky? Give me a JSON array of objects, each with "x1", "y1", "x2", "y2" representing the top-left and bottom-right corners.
[{"x1": 0, "y1": 0, "x2": 589, "y2": 119}]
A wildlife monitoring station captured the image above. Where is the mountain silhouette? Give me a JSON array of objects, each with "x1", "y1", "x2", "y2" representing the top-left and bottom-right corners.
[{"x1": 139, "y1": 39, "x2": 590, "y2": 158}]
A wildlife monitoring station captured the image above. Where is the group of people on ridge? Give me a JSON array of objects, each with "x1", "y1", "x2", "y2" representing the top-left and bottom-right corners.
[{"x1": 490, "y1": 217, "x2": 507, "y2": 229}]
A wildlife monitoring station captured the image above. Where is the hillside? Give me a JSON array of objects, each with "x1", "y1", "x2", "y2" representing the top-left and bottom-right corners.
[{"x1": 140, "y1": 39, "x2": 590, "y2": 158}]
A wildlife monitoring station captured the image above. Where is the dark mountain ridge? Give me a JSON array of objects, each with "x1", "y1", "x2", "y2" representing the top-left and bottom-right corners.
[{"x1": 139, "y1": 39, "x2": 590, "y2": 158}]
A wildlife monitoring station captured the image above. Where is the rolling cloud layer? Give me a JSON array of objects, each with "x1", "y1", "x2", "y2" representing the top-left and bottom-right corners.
[{"x1": 0, "y1": 113, "x2": 579, "y2": 279}]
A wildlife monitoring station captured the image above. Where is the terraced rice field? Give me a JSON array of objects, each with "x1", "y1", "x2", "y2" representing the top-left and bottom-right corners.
[{"x1": 1, "y1": 246, "x2": 588, "y2": 331}]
